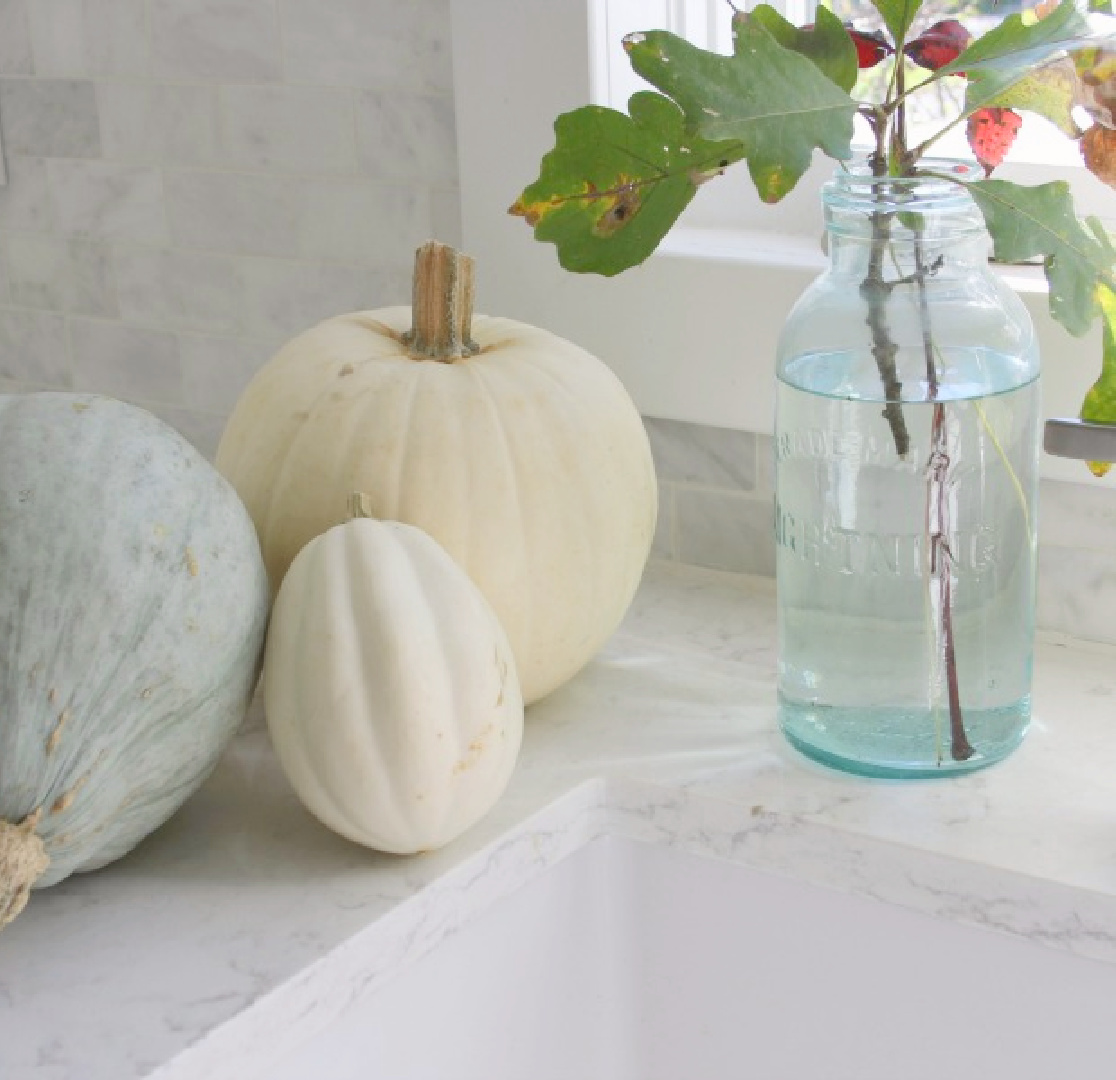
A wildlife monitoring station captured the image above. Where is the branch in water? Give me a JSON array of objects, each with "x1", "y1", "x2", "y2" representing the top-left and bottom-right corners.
[
  {"x1": 862, "y1": 211, "x2": 911, "y2": 459},
  {"x1": 913, "y1": 233, "x2": 973, "y2": 763}
]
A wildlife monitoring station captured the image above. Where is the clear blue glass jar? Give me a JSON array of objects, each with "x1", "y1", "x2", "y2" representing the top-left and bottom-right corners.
[{"x1": 775, "y1": 163, "x2": 1040, "y2": 778}]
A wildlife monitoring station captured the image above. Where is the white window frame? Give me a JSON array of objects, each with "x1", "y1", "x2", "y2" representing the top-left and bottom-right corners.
[{"x1": 451, "y1": 0, "x2": 1111, "y2": 485}]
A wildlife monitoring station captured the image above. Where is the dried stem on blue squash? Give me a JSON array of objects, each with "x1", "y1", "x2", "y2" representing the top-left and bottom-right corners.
[{"x1": 0, "y1": 810, "x2": 48, "y2": 929}]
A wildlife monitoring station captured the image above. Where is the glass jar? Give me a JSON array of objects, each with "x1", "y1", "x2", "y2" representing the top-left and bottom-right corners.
[{"x1": 775, "y1": 162, "x2": 1040, "y2": 778}]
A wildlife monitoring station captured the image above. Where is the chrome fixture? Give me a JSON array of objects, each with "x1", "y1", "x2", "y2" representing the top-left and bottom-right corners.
[{"x1": 1044, "y1": 418, "x2": 1116, "y2": 463}]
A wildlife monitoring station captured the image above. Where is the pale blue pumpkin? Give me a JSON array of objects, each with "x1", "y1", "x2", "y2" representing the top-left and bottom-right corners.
[{"x1": 0, "y1": 393, "x2": 269, "y2": 925}]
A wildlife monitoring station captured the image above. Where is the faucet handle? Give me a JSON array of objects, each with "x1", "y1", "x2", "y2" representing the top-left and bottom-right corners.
[{"x1": 1044, "y1": 418, "x2": 1116, "y2": 463}]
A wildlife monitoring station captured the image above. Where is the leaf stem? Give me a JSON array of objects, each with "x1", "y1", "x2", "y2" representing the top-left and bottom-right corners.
[{"x1": 890, "y1": 54, "x2": 909, "y2": 172}]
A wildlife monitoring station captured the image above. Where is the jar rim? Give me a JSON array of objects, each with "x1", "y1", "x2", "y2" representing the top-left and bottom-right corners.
[{"x1": 824, "y1": 158, "x2": 982, "y2": 214}]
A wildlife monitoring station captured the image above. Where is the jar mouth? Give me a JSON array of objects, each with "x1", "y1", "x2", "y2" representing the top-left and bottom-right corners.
[{"x1": 825, "y1": 158, "x2": 982, "y2": 214}]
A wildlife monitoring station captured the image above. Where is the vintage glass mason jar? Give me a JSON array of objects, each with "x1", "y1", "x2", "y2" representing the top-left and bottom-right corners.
[{"x1": 775, "y1": 163, "x2": 1040, "y2": 778}]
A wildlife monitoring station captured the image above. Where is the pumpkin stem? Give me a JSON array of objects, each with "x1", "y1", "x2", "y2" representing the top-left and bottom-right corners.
[
  {"x1": 348, "y1": 492, "x2": 375, "y2": 521},
  {"x1": 0, "y1": 810, "x2": 49, "y2": 930},
  {"x1": 402, "y1": 241, "x2": 480, "y2": 363}
]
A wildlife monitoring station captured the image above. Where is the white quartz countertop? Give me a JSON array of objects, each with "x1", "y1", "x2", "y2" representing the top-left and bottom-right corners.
[{"x1": 4, "y1": 560, "x2": 1116, "y2": 1080}]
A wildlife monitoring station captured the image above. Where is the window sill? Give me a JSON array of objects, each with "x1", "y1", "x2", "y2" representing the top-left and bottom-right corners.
[
  {"x1": 658, "y1": 225, "x2": 1049, "y2": 295},
  {"x1": 658, "y1": 227, "x2": 827, "y2": 271}
]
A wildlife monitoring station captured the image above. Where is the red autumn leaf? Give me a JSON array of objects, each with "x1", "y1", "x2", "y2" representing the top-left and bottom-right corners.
[
  {"x1": 845, "y1": 26, "x2": 893, "y2": 69},
  {"x1": 967, "y1": 107, "x2": 1023, "y2": 175},
  {"x1": 904, "y1": 19, "x2": 972, "y2": 71}
]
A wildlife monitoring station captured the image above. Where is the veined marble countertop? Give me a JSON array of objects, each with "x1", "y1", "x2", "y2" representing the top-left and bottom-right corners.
[{"x1": 3, "y1": 560, "x2": 1116, "y2": 1080}]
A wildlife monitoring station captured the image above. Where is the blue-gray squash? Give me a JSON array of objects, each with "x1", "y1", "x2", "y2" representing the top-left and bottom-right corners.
[{"x1": 0, "y1": 393, "x2": 269, "y2": 927}]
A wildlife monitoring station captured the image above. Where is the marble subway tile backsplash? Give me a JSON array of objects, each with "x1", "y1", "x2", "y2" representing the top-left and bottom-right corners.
[
  {"x1": 297, "y1": 179, "x2": 428, "y2": 266},
  {"x1": 0, "y1": 77, "x2": 100, "y2": 156},
  {"x1": 46, "y1": 159, "x2": 168, "y2": 242},
  {"x1": 219, "y1": 86, "x2": 358, "y2": 174},
  {"x1": 235, "y1": 259, "x2": 404, "y2": 344},
  {"x1": 0, "y1": 0, "x2": 33, "y2": 75},
  {"x1": 646, "y1": 417, "x2": 774, "y2": 576},
  {"x1": 69, "y1": 317, "x2": 182, "y2": 402},
  {"x1": 5, "y1": 235, "x2": 116, "y2": 315},
  {"x1": 27, "y1": 0, "x2": 149, "y2": 77},
  {"x1": 96, "y1": 82, "x2": 218, "y2": 165},
  {"x1": 646, "y1": 415, "x2": 1116, "y2": 648},
  {"x1": 0, "y1": 0, "x2": 460, "y2": 462},
  {"x1": 178, "y1": 333, "x2": 269, "y2": 416},
  {"x1": 26, "y1": 0, "x2": 97, "y2": 76},
  {"x1": 645, "y1": 415, "x2": 758, "y2": 491},
  {"x1": 357, "y1": 91, "x2": 458, "y2": 185},
  {"x1": 164, "y1": 171, "x2": 304, "y2": 258},
  {"x1": 0, "y1": 156, "x2": 54, "y2": 230},
  {"x1": 112, "y1": 247, "x2": 242, "y2": 333},
  {"x1": 674, "y1": 485, "x2": 777, "y2": 578},
  {"x1": 0, "y1": 307, "x2": 69, "y2": 385},
  {"x1": 1035, "y1": 478, "x2": 1116, "y2": 645},
  {"x1": 278, "y1": 0, "x2": 452, "y2": 95},
  {"x1": 148, "y1": 0, "x2": 283, "y2": 82}
]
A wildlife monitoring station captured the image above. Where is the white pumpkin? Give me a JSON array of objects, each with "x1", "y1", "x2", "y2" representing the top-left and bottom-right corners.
[
  {"x1": 264, "y1": 501, "x2": 524, "y2": 855},
  {"x1": 0, "y1": 393, "x2": 269, "y2": 927},
  {"x1": 218, "y1": 242, "x2": 657, "y2": 704}
]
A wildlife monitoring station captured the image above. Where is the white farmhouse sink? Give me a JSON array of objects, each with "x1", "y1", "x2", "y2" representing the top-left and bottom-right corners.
[{"x1": 261, "y1": 836, "x2": 1116, "y2": 1080}]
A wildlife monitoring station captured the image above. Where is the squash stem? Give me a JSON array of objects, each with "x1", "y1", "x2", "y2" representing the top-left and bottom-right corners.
[
  {"x1": 403, "y1": 241, "x2": 481, "y2": 363},
  {"x1": 0, "y1": 810, "x2": 49, "y2": 930},
  {"x1": 348, "y1": 492, "x2": 374, "y2": 521}
]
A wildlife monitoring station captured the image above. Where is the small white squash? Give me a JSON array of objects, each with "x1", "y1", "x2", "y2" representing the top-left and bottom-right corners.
[
  {"x1": 264, "y1": 498, "x2": 524, "y2": 854},
  {"x1": 218, "y1": 242, "x2": 657, "y2": 705}
]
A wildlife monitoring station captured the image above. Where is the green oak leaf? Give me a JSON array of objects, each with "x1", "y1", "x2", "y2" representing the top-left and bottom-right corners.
[
  {"x1": 936, "y1": 0, "x2": 1092, "y2": 81},
  {"x1": 623, "y1": 23, "x2": 856, "y2": 203},
  {"x1": 965, "y1": 56, "x2": 1080, "y2": 137},
  {"x1": 1079, "y1": 282, "x2": 1116, "y2": 476},
  {"x1": 870, "y1": 0, "x2": 922, "y2": 49},
  {"x1": 962, "y1": 178, "x2": 1115, "y2": 336},
  {"x1": 744, "y1": 5, "x2": 858, "y2": 94},
  {"x1": 509, "y1": 93, "x2": 744, "y2": 276}
]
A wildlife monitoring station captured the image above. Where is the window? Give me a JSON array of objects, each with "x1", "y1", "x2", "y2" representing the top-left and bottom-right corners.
[{"x1": 451, "y1": 0, "x2": 1107, "y2": 482}]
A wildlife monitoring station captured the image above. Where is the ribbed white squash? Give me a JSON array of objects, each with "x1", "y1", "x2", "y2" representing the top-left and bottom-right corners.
[
  {"x1": 264, "y1": 514, "x2": 524, "y2": 855},
  {"x1": 0, "y1": 393, "x2": 269, "y2": 926},
  {"x1": 218, "y1": 247, "x2": 657, "y2": 705}
]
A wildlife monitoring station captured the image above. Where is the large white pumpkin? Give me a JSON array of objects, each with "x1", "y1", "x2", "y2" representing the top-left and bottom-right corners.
[
  {"x1": 217, "y1": 243, "x2": 657, "y2": 704},
  {"x1": 0, "y1": 393, "x2": 269, "y2": 927},
  {"x1": 264, "y1": 506, "x2": 524, "y2": 854}
]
